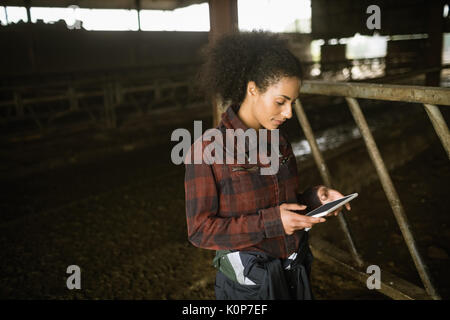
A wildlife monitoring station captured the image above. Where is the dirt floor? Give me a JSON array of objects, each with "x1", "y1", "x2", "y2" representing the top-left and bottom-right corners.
[{"x1": 0, "y1": 102, "x2": 448, "y2": 300}]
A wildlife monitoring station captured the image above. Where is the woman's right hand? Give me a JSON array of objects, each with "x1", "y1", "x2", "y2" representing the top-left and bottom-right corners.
[{"x1": 279, "y1": 203, "x2": 326, "y2": 235}]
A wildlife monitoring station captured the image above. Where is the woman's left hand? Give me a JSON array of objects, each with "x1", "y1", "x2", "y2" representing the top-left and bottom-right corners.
[{"x1": 317, "y1": 186, "x2": 351, "y2": 216}]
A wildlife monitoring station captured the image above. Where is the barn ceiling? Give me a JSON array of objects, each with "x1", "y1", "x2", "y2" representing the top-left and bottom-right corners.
[{"x1": 2, "y1": 0, "x2": 208, "y2": 10}]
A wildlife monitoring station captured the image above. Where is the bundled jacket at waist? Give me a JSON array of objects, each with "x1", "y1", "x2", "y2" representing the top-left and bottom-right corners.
[{"x1": 213, "y1": 232, "x2": 314, "y2": 300}]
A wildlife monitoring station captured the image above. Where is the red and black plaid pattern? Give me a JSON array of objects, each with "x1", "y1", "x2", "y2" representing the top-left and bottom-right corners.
[{"x1": 184, "y1": 104, "x2": 313, "y2": 259}]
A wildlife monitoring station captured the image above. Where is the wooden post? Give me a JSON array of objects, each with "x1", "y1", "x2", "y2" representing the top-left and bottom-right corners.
[
  {"x1": 24, "y1": 0, "x2": 31, "y2": 24},
  {"x1": 103, "y1": 81, "x2": 117, "y2": 129},
  {"x1": 68, "y1": 85, "x2": 79, "y2": 111},
  {"x1": 14, "y1": 92, "x2": 24, "y2": 117},
  {"x1": 26, "y1": 0, "x2": 36, "y2": 72},
  {"x1": 346, "y1": 97, "x2": 441, "y2": 300},
  {"x1": 135, "y1": 0, "x2": 142, "y2": 31},
  {"x1": 423, "y1": 104, "x2": 450, "y2": 159},
  {"x1": 114, "y1": 81, "x2": 123, "y2": 105},
  {"x1": 425, "y1": 0, "x2": 444, "y2": 86},
  {"x1": 208, "y1": 0, "x2": 239, "y2": 127},
  {"x1": 294, "y1": 99, "x2": 364, "y2": 268},
  {"x1": 4, "y1": 6, "x2": 9, "y2": 24}
]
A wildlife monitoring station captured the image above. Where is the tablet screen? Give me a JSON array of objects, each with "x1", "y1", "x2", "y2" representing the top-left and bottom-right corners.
[{"x1": 305, "y1": 193, "x2": 357, "y2": 217}]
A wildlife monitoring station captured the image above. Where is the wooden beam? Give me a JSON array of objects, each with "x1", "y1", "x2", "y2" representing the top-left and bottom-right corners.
[{"x1": 208, "y1": 0, "x2": 238, "y2": 127}]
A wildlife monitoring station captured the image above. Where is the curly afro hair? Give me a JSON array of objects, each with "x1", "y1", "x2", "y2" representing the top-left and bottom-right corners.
[{"x1": 196, "y1": 30, "x2": 303, "y2": 106}]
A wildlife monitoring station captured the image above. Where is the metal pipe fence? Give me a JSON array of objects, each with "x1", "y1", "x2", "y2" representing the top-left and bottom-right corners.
[{"x1": 296, "y1": 79, "x2": 449, "y2": 300}]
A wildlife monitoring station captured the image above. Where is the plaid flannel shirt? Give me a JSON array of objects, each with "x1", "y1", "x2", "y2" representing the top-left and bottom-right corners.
[{"x1": 184, "y1": 104, "x2": 320, "y2": 259}]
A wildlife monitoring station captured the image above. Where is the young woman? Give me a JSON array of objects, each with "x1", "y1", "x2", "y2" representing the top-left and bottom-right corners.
[{"x1": 184, "y1": 31, "x2": 351, "y2": 300}]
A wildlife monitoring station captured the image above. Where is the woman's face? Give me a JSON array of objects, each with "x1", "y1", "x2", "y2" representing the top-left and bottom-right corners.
[{"x1": 250, "y1": 76, "x2": 301, "y2": 130}]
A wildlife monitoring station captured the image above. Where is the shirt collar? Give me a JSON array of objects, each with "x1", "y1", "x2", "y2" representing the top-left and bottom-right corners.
[
  {"x1": 221, "y1": 104, "x2": 248, "y2": 131},
  {"x1": 219, "y1": 104, "x2": 288, "y2": 163},
  {"x1": 221, "y1": 104, "x2": 288, "y2": 146}
]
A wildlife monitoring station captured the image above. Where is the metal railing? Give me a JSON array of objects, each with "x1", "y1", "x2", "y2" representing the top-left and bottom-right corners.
[
  {"x1": 0, "y1": 72, "x2": 199, "y2": 131},
  {"x1": 295, "y1": 80, "x2": 449, "y2": 300}
]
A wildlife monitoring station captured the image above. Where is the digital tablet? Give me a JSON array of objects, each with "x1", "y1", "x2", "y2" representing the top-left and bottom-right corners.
[{"x1": 304, "y1": 193, "x2": 358, "y2": 231}]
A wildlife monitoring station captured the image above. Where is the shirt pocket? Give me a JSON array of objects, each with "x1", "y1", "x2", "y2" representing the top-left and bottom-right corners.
[
  {"x1": 227, "y1": 164, "x2": 271, "y2": 208},
  {"x1": 230, "y1": 164, "x2": 260, "y2": 193}
]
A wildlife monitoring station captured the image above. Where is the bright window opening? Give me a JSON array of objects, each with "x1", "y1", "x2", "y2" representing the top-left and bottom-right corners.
[
  {"x1": 139, "y1": 4, "x2": 209, "y2": 31},
  {"x1": 0, "y1": 4, "x2": 210, "y2": 31},
  {"x1": 0, "y1": 6, "x2": 28, "y2": 25},
  {"x1": 346, "y1": 33, "x2": 388, "y2": 59},
  {"x1": 238, "y1": 0, "x2": 311, "y2": 33}
]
